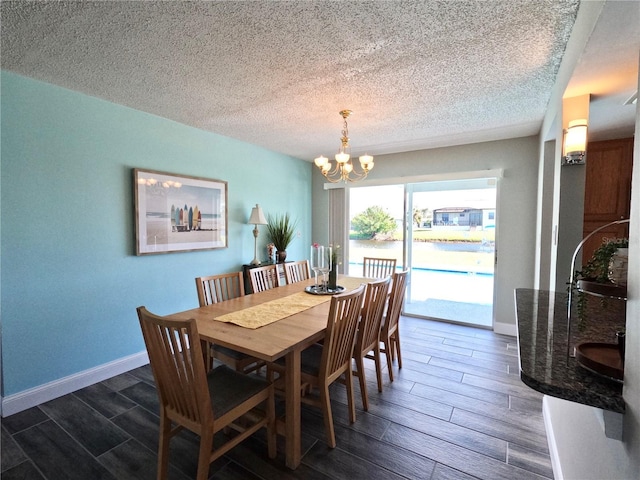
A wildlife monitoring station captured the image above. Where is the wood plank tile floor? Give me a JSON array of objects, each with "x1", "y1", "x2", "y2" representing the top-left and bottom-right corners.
[{"x1": 1, "y1": 317, "x2": 553, "y2": 480}]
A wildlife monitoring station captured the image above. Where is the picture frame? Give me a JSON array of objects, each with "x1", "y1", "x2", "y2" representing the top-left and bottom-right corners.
[{"x1": 133, "y1": 168, "x2": 227, "y2": 255}]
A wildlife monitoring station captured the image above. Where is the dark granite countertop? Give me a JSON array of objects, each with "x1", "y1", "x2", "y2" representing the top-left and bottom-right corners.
[{"x1": 515, "y1": 288, "x2": 625, "y2": 413}]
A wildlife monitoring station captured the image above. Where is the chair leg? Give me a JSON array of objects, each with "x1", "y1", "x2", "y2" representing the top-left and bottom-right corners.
[
  {"x1": 389, "y1": 337, "x2": 396, "y2": 362},
  {"x1": 393, "y1": 331, "x2": 402, "y2": 369},
  {"x1": 266, "y1": 364, "x2": 278, "y2": 384},
  {"x1": 383, "y1": 337, "x2": 394, "y2": 382},
  {"x1": 157, "y1": 415, "x2": 172, "y2": 480},
  {"x1": 203, "y1": 340, "x2": 214, "y2": 371},
  {"x1": 196, "y1": 429, "x2": 214, "y2": 480},
  {"x1": 319, "y1": 383, "x2": 336, "y2": 448},
  {"x1": 266, "y1": 389, "x2": 277, "y2": 459},
  {"x1": 373, "y1": 345, "x2": 384, "y2": 392},
  {"x1": 354, "y1": 355, "x2": 369, "y2": 411},
  {"x1": 345, "y1": 368, "x2": 357, "y2": 424}
]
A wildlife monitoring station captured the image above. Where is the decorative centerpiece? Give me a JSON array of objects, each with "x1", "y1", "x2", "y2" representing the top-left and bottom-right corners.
[
  {"x1": 566, "y1": 221, "x2": 629, "y2": 382},
  {"x1": 310, "y1": 243, "x2": 331, "y2": 292},
  {"x1": 608, "y1": 247, "x2": 629, "y2": 286},
  {"x1": 573, "y1": 237, "x2": 629, "y2": 323},
  {"x1": 328, "y1": 244, "x2": 341, "y2": 290},
  {"x1": 306, "y1": 243, "x2": 345, "y2": 295},
  {"x1": 266, "y1": 213, "x2": 298, "y2": 263}
]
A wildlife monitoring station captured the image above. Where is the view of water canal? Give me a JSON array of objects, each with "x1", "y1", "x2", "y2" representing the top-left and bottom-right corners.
[{"x1": 347, "y1": 239, "x2": 494, "y2": 327}]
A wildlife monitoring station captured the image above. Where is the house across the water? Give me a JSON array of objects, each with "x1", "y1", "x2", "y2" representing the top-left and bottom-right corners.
[{"x1": 432, "y1": 207, "x2": 495, "y2": 230}]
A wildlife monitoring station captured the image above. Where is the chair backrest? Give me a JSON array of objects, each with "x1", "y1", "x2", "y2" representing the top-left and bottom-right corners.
[
  {"x1": 136, "y1": 306, "x2": 212, "y2": 428},
  {"x1": 249, "y1": 264, "x2": 280, "y2": 293},
  {"x1": 284, "y1": 260, "x2": 311, "y2": 284},
  {"x1": 383, "y1": 270, "x2": 409, "y2": 336},
  {"x1": 320, "y1": 284, "x2": 366, "y2": 384},
  {"x1": 363, "y1": 257, "x2": 397, "y2": 279},
  {"x1": 355, "y1": 277, "x2": 392, "y2": 354},
  {"x1": 195, "y1": 271, "x2": 245, "y2": 306}
]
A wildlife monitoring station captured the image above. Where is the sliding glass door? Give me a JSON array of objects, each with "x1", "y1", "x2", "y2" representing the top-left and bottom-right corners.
[
  {"x1": 347, "y1": 178, "x2": 496, "y2": 328},
  {"x1": 404, "y1": 179, "x2": 496, "y2": 327}
]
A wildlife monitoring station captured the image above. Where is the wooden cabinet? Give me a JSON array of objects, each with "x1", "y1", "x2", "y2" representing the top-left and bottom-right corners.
[{"x1": 582, "y1": 138, "x2": 633, "y2": 262}]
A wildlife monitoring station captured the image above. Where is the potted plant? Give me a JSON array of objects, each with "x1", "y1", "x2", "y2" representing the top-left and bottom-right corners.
[
  {"x1": 266, "y1": 213, "x2": 298, "y2": 263},
  {"x1": 576, "y1": 238, "x2": 629, "y2": 284},
  {"x1": 573, "y1": 237, "x2": 629, "y2": 322}
]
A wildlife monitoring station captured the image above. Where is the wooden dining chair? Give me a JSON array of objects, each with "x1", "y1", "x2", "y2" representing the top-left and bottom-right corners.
[
  {"x1": 267, "y1": 284, "x2": 365, "y2": 448},
  {"x1": 195, "y1": 271, "x2": 244, "y2": 305},
  {"x1": 249, "y1": 264, "x2": 280, "y2": 293},
  {"x1": 380, "y1": 269, "x2": 409, "y2": 382},
  {"x1": 353, "y1": 276, "x2": 392, "y2": 411},
  {"x1": 195, "y1": 272, "x2": 264, "y2": 374},
  {"x1": 362, "y1": 257, "x2": 397, "y2": 279},
  {"x1": 283, "y1": 259, "x2": 311, "y2": 284},
  {"x1": 136, "y1": 307, "x2": 276, "y2": 480}
]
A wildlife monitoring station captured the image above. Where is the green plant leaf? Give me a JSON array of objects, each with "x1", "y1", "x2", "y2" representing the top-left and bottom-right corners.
[
  {"x1": 266, "y1": 213, "x2": 298, "y2": 251},
  {"x1": 576, "y1": 238, "x2": 629, "y2": 283}
]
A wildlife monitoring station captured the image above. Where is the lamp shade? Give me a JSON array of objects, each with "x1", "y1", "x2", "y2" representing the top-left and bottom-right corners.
[
  {"x1": 335, "y1": 151, "x2": 350, "y2": 164},
  {"x1": 248, "y1": 204, "x2": 267, "y2": 225},
  {"x1": 359, "y1": 154, "x2": 374, "y2": 169},
  {"x1": 564, "y1": 119, "x2": 588, "y2": 155},
  {"x1": 314, "y1": 155, "x2": 329, "y2": 167}
]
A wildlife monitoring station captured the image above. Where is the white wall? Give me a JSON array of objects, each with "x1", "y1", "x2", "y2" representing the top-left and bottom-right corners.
[
  {"x1": 543, "y1": 396, "x2": 637, "y2": 480},
  {"x1": 543, "y1": 54, "x2": 640, "y2": 479},
  {"x1": 555, "y1": 161, "x2": 587, "y2": 290},
  {"x1": 312, "y1": 135, "x2": 539, "y2": 335},
  {"x1": 535, "y1": 140, "x2": 558, "y2": 291},
  {"x1": 624, "y1": 82, "x2": 640, "y2": 473}
]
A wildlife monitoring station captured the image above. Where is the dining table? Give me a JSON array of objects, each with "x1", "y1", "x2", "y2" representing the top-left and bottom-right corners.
[{"x1": 168, "y1": 275, "x2": 367, "y2": 469}]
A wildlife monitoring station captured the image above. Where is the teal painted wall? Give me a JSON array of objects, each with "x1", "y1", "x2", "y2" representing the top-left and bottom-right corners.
[{"x1": 0, "y1": 71, "x2": 311, "y2": 396}]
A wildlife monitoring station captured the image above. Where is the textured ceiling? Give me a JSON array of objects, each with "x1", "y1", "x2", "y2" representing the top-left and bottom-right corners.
[{"x1": 1, "y1": 1, "x2": 636, "y2": 161}]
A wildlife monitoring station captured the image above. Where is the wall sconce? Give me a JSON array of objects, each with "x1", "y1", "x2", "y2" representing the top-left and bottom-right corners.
[
  {"x1": 562, "y1": 119, "x2": 588, "y2": 166},
  {"x1": 248, "y1": 204, "x2": 267, "y2": 265}
]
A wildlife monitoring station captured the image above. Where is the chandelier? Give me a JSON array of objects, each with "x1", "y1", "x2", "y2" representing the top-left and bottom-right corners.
[{"x1": 313, "y1": 109, "x2": 374, "y2": 183}]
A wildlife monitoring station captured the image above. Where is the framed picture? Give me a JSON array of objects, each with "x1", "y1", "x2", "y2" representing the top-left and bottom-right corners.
[{"x1": 134, "y1": 168, "x2": 227, "y2": 255}]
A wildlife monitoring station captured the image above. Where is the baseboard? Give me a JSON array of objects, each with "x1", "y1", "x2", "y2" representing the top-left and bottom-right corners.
[
  {"x1": 493, "y1": 321, "x2": 517, "y2": 336},
  {"x1": 543, "y1": 395, "x2": 563, "y2": 480},
  {"x1": 1, "y1": 351, "x2": 149, "y2": 417}
]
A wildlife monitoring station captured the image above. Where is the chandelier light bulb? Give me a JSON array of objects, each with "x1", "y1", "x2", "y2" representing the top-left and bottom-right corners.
[
  {"x1": 314, "y1": 155, "x2": 329, "y2": 167},
  {"x1": 335, "y1": 151, "x2": 350, "y2": 164},
  {"x1": 359, "y1": 154, "x2": 373, "y2": 168}
]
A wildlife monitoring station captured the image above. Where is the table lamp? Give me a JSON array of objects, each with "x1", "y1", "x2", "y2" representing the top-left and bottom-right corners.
[{"x1": 248, "y1": 204, "x2": 268, "y2": 265}]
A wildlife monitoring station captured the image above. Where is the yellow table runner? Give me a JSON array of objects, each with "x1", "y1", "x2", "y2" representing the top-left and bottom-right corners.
[{"x1": 215, "y1": 277, "x2": 365, "y2": 329}]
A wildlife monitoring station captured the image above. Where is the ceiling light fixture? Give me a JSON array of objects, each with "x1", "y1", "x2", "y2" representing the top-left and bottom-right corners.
[
  {"x1": 562, "y1": 119, "x2": 588, "y2": 166},
  {"x1": 314, "y1": 110, "x2": 374, "y2": 183}
]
